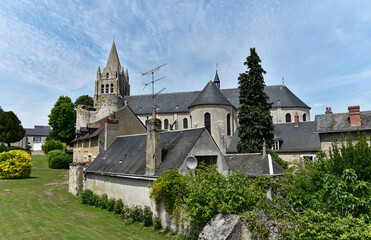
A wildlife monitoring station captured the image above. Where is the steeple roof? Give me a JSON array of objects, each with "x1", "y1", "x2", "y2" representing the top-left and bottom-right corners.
[
  {"x1": 105, "y1": 41, "x2": 121, "y2": 70},
  {"x1": 188, "y1": 81, "x2": 234, "y2": 108},
  {"x1": 214, "y1": 70, "x2": 220, "y2": 84}
]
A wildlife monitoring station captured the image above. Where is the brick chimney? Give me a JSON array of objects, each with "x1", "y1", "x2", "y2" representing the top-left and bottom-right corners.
[
  {"x1": 146, "y1": 114, "x2": 162, "y2": 175},
  {"x1": 294, "y1": 112, "x2": 299, "y2": 127},
  {"x1": 325, "y1": 107, "x2": 333, "y2": 114},
  {"x1": 348, "y1": 105, "x2": 361, "y2": 126}
]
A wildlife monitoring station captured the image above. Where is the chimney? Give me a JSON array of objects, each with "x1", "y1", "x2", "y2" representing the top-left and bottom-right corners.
[
  {"x1": 325, "y1": 107, "x2": 333, "y2": 114},
  {"x1": 146, "y1": 115, "x2": 162, "y2": 175},
  {"x1": 294, "y1": 112, "x2": 299, "y2": 127},
  {"x1": 348, "y1": 105, "x2": 361, "y2": 126}
]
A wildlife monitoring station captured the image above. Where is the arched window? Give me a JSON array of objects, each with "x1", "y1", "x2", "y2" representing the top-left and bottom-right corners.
[
  {"x1": 303, "y1": 113, "x2": 307, "y2": 122},
  {"x1": 110, "y1": 84, "x2": 114, "y2": 93},
  {"x1": 105, "y1": 84, "x2": 109, "y2": 93},
  {"x1": 106, "y1": 72, "x2": 109, "y2": 78},
  {"x1": 285, "y1": 113, "x2": 291, "y2": 123},
  {"x1": 183, "y1": 118, "x2": 188, "y2": 129},
  {"x1": 204, "y1": 112, "x2": 211, "y2": 134},
  {"x1": 101, "y1": 84, "x2": 104, "y2": 93},
  {"x1": 164, "y1": 119, "x2": 169, "y2": 130},
  {"x1": 227, "y1": 113, "x2": 231, "y2": 136}
]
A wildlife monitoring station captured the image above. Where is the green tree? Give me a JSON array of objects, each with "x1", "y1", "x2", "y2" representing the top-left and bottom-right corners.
[
  {"x1": 237, "y1": 48, "x2": 274, "y2": 153},
  {"x1": 74, "y1": 95, "x2": 94, "y2": 109},
  {"x1": 0, "y1": 108, "x2": 25, "y2": 146},
  {"x1": 48, "y1": 96, "x2": 76, "y2": 144}
]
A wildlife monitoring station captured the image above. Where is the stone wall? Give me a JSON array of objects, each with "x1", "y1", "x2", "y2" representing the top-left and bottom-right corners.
[
  {"x1": 319, "y1": 130, "x2": 371, "y2": 154},
  {"x1": 271, "y1": 107, "x2": 310, "y2": 124}
]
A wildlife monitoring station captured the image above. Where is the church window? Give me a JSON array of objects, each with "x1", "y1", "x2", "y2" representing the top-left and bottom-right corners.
[
  {"x1": 101, "y1": 84, "x2": 104, "y2": 93},
  {"x1": 110, "y1": 84, "x2": 114, "y2": 93},
  {"x1": 106, "y1": 84, "x2": 109, "y2": 93},
  {"x1": 164, "y1": 119, "x2": 169, "y2": 130},
  {"x1": 285, "y1": 113, "x2": 291, "y2": 123},
  {"x1": 204, "y1": 112, "x2": 211, "y2": 134},
  {"x1": 115, "y1": 72, "x2": 118, "y2": 78},
  {"x1": 272, "y1": 141, "x2": 280, "y2": 151},
  {"x1": 183, "y1": 118, "x2": 188, "y2": 129},
  {"x1": 227, "y1": 114, "x2": 231, "y2": 136},
  {"x1": 106, "y1": 72, "x2": 109, "y2": 78},
  {"x1": 303, "y1": 113, "x2": 307, "y2": 122}
]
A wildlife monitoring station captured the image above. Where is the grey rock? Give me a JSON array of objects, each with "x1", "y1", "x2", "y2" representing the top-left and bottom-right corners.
[{"x1": 198, "y1": 213, "x2": 242, "y2": 240}]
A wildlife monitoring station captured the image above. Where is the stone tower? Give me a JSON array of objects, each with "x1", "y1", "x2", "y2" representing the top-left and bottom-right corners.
[{"x1": 93, "y1": 41, "x2": 130, "y2": 119}]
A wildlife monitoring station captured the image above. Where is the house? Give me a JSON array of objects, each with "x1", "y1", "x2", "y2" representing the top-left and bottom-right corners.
[
  {"x1": 11, "y1": 125, "x2": 51, "y2": 154},
  {"x1": 315, "y1": 105, "x2": 371, "y2": 153}
]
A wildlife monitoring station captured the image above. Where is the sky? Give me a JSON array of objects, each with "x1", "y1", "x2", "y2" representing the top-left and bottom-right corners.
[{"x1": 0, "y1": 0, "x2": 370, "y2": 128}]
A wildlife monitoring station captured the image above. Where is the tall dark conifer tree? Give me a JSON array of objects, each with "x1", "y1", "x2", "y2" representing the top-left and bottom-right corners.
[{"x1": 237, "y1": 48, "x2": 274, "y2": 153}]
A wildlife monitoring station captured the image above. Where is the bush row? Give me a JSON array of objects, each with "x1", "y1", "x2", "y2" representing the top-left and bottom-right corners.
[
  {"x1": 0, "y1": 144, "x2": 31, "y2": 153},
  {"x1": 47, "y1": 150, "x2": 72, "y2": 169},
  {"x1": 80, "y1": 189, "x2": 162, "y2": 230}
]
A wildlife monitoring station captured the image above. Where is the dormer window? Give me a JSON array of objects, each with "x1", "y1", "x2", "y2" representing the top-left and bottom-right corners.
[
  {"x1": 272, "y1": 141, "x2": 280, "y2": 151},
  {"x1": 106, "y1": 72, "x2": 109, "y2": 78}
]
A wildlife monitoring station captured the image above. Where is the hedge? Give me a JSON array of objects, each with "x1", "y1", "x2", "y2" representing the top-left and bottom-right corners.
[{"x1": 0, "y1": 150, "x2": 32, "y2": 179}]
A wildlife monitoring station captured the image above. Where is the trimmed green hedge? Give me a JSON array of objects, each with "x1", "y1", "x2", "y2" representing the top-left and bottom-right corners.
[{"x1": 47, "y1": 150, "x2": 72, "y2": 169}]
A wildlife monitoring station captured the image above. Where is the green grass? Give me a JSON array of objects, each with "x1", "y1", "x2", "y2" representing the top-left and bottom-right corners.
[{"x1": 0, "y1": 155, "x2": 175, "y2": 240}]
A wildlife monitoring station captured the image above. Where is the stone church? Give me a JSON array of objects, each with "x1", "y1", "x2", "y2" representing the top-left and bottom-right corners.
[{"x1": 75, "y1": 41, "x2": 311, "y2": 157}]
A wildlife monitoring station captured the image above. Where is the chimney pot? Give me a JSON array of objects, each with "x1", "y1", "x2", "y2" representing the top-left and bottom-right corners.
[
  {"x1": 294, "y1": 112, "x2": 299, "y2": 127},
  {"x1": 325, "y1": 107, "x2": 333, "y2": 114},
  {"x1": 348, "y1": 105, "x2": 361, "y2": 126}
]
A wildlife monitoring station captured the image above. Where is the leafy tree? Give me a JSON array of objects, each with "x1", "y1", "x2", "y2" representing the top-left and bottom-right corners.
[
  {"x1": 48, "y1": 96, "x2": 76, "y2": 144},
  {"x1": 237, "y1": 48, "x2": 274, "y2": 153},
  {"x1": 0, "y1": 108, "x2": 25, "y2": 146},
  {"x1": 74, "y1": 95, "x2": 94, "y2": 109}
]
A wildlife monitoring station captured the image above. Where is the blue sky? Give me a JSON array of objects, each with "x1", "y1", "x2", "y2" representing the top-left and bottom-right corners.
[{"x1": 0, "y1": 0, "x2": 370, "y2": 128}]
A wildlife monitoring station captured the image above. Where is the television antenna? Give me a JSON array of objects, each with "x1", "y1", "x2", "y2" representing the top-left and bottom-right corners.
[{"x1": 142, "y1": 63, "x2": 167, "y2": 116}]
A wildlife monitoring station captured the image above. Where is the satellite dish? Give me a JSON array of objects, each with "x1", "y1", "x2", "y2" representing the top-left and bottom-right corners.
[{"x1": 185, "y1": 156, "x2": 198, "y2": 170}]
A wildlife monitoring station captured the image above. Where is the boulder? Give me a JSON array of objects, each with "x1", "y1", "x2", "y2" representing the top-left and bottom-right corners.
[{"x1": 198, "y1": 213, "x2": 243, "y2": 240}]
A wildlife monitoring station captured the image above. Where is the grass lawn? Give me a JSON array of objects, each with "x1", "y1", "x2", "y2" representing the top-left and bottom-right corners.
[{"x1": 0, "y1": 155, "x2": 175, "y2": 240}]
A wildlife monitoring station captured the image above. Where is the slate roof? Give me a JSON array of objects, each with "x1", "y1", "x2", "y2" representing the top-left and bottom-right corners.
[
  {"x1": 224, "y1": 154, "x2": 285, "y2": 177},
  {"x1": 226, "y1": 121, "x2": 320, "y2": 153},
  {"x1": 25, "y1": 126, "x2": 52, "y2": 136},
  {"x1": 125, "y1": 84, "x2": 309, "y2": 115},
  {"x1": 85, "y1": 128, "x2": 206, "y2": 177},
  {"x1": 315, "y1": 111, "x2": 371, "y2": 133},
  {"x1": 105, "y1": 40, "x2": 121, "y2": 71},
  {"x1": 188, "y1": 81, "x2": 234, "y2": 108}
]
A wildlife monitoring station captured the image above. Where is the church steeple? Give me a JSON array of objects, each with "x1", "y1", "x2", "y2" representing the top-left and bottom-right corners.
[
  {"x1": 105, "y1": 40, "x2": 121, "y2": 71},
  {"x1": 213, "y1": 70, "x2": 220, "y2": 89}
]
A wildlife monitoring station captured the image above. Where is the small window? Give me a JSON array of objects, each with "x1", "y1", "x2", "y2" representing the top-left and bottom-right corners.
[
  {"x1": 300, "y1": 155, "x2": 317, "y2": 165},
  {"x1": 106, "y1": 72, "x2": 109, "y2": 78},
  {"x1": 110, "y1": 84, "x2": 114, "y2": 93},
  {"x1": 204, "y1": 112, "x2": 211, "y2": 134},
  {"x1": 101, "y1": 84, "x2": 104, "y2": 93},
  {"x1": 183, "y1": 118, "x2": 188, "y2": 129},
  {"x1": 33, "y1": 136, "x2": 42, "y2": 143},
  {"x1": 164, "y1": 119, "x2": 169, "y2": 130},
  {"x1": 196, "y1": 156, "x2": 217, "y2": 166},
  {"x1": 303, "y1": 113, "x2": 307, "y2": 122},
  {"x1": 105, "y1": 84, "x2": 109, "y2": 93},
  {"x1": 227, "y1": 114, "x2": 231, "y2": 136},
  {"x1": 115, "y1": 72, "x2": 118, "y2": 78},
  {"x1": 272, "y1": 141, "x2": 280, "y2": 151},
  {"x1": 285, "y1": 113, "x2": 291, "y2": 123}
]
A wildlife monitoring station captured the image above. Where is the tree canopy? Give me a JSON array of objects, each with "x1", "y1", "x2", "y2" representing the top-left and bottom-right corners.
[
  {"x1": 48, "y1": 96, "x2": 76, "y2": 144},
  {"x1": 74, "y1": 95, "x2": 94, "y2": 109},
  {"x1": 237, "y1": 48, "x2": 274, "y2": 153},
  {"x1": 0, "y1": 108, "x2": 25, "y2": 146}
]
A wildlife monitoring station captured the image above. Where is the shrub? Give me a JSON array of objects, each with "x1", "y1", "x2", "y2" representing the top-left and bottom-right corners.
[
  {"x1": 107, "y1": 198, "x2": 116, "y2": 212},
  {"x1": 142, "y1": 206, "x2": 153, "y2": 227},
  {"x1": 48, "y1": 150, "x2": 72, "y2": 169},
  {"x1": 153, "y1": 214, "x2": 162, "y2": 230},
  {"x1": 98, "y1": 194, "x2": 108, "y2": 209},
  {"x1": 129, "y1": 206, "x2": 143, "y2": 222},
  {"x1": 0, "y1": 144, "x2": 8, "y2": 153},
  {"x1": 8, "y1": 146, "x2": 24, "y2": 151},
  {"x1": 0, "y1": 150, "x2": 32, "y2": 179},
  {"x1": 42, "y1": 140, "x2": 66, "y2": 154},
  {"x1": 114, "y1": 199, "x2": 124, "y2": 214},
  {"x1": 81, "y1": 189, "x2": 94, "y2": 205}
]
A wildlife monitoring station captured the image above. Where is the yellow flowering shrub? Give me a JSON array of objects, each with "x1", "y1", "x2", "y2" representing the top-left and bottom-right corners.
[{"x1": 0, "y1": 150, "x2": 32, "y2": 179}]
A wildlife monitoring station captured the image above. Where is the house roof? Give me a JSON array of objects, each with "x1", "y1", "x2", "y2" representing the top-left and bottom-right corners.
[
  {"x1": 226, "y1": 121, "x2": 320, "y2": 153},
  {"x1": 126, "y1": 84, "x2": 309, "y2": 115},
  {"x1": 188, "y1": 81, "x2": 234, "y2": 108},
  {"x1": 224, "y1": 153, "x2": 285, "y2": 177},
  {"x1": 85, "y1": 128, "x2": 206, "y2": 177},
  {"x1": 315, "y1": 111, "x2": 371, "y2": 133},
  {"x1": 25, "y1": 126, "x2": 52, "y2": 136}
]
